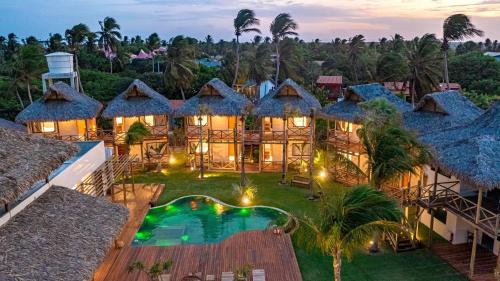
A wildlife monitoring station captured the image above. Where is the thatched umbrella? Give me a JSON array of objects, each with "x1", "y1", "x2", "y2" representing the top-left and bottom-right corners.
[
  {"x1": 253, "y1": 79, "x2": 321, "y2": 184},
  {"x1": 101, "y1": 79, "x2": 174, "y2": 118},
  {"x1": 0, "y1": 185, "x2": 128, "y2": 281},
  {"x1": 0, "y1": 127, "x2": 79, "y2": 206},
  {"x1": 15, "y1": 82, "x2": 102, "y2": 124},
  {"x1": 176, "y1": 78, "x2": 252, "y2": 179}
]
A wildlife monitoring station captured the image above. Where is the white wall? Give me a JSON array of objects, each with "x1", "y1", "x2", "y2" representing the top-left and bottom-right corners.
[{"x1": 0, "y1": 141, "x2": 107, "y2": 227}]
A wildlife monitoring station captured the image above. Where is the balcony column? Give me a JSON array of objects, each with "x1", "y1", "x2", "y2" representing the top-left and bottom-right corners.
[
  {"x1": 234, "y1": 117, "x2": 238, "y2": 171},
  {"x1": 280, "y1": 116, "x2": 288, "y2": 184},
  {"x1": 240, "y1": 115, "x2": 246, "y2": 186},
  {"x1": 308, "y1": 110, "x2": 315, "y2": 194},
  {"x1": 469, "y1": 188, "x2": 484, "y2": 278},
  {"x1": 428, "y1": 166, "x2": 439, "y2": 248},
  {"x1": 198, "y1": 116, "x2": 204, "y2": 179}
]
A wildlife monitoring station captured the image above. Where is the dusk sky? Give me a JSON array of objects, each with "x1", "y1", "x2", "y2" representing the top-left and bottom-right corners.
[{"x1": 1, "y1": 0, "x2": 499, "y2": 42}]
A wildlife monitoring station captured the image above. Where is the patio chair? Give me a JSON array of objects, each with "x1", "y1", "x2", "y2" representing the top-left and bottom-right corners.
[
  {"x1": 221, "y1": 271, "x2": 234, "y2": 281},
  {"x1": 159, "y1": 274, "x2": 171, "y2": 281},
  {"x1": 252, "y1": 269, "x2": 266, "y2": 281}
]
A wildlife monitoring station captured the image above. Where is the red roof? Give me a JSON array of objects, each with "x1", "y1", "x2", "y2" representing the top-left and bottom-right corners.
[
  {"x1": 316, "y1": 76, "x2": 342, "y2": 85},
  {"x1": 170, "y1": 100, "x2": 185, "y2": 110},
  {"x1": 439, "y1": 83, "x2": 461, "y2": 91}
]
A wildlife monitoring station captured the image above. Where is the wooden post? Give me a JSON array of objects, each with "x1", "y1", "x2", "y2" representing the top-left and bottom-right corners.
[
  {"x1": 308, "y1": 110, "x2": 314, "y2": 192},
  {"x1": 234, "y1": 117, "x2": 238, "y2": 171},
  {"x1": 280, "y1": 117, "x2": 288, "y2": 184},
  {"x1": 325, "y1": 120, "x2": 330, "y2": 170},
  {"x1": 240, "y1": 115, "x2": 246, "y2": 186},
  {"x1": 415, "y1": 180, "x2": 422, "y2": 241},
  {"x1": 428, "y1": 167, "x2": 439, "y2": 248},
  {"x1": 198, "y1": 116, "x2": 204, "y2": 179},
  {"x1": 469, "y1": 188, "x2": 484, "y2": 278},
  {"x1": 122, "y1": 170, "x2": 127, "y2": 205},
  {"x1": 207, "y1": 116, "x2": 212, "y2": 171}
]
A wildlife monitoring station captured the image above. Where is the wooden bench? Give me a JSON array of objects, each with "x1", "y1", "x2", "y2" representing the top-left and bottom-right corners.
[
  {"x1": 149, "y1": 184, "x2": 165, "y2": 207},
  {"x1": 290, "y1": 175, "x2": 311, "y2": 187}
]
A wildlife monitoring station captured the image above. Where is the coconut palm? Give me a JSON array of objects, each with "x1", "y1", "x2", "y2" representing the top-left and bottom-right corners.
[
  {"x1": 442, "y1": 14, "x2": 483, "y2": 90},
  {"x1": 164, "y1": 36, "x2": 197, "y2": 100},
  {"x1": 270, "y1": 13, "x2": 298, "y2": 85},
  {"x1": 405, "y1": 34, "x2": 442, "y2": 104},
  {"x1": 239, "y1": 104, "x2": 254, "y2": 186},
  {"x1": 97, "y1": 17, "x2": 122, "y2": 52},
  {"x1": 298, "y1": 185, "x2": 402, "y2": 281},
  {"x1": 357, "y1": 98, "x2": 429, "y2": 188},
  {"x1": 196, "y1": 104, "x2": 213, "y2": 179},
  {"x1": 246, "y1": 44, "x2": 272, "y2": 83},
  {"x1": 65, "y1": 23, "x2": 91, "y2": 93},
  {"x1": 232, "y1": 9, "x2": 261, "y2": 87},
  {"x1": 347, "y1": 35, "x2": 365, "y2": 83},
  {"x1": 147, "y1": 33, "x2": 161, "y2": 72}
]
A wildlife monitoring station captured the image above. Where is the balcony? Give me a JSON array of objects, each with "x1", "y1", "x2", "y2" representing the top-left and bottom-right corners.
[{"x1": 327, "y1": 129, "x2": 364, "y2": 153}]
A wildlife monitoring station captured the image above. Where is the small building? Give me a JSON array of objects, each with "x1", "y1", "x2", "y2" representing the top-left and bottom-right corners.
[
  {"x1": 0, "y1": 128, "x2": 127, "y2": 281},
  {"x1": 254, "y1": 79, "x2": 321, "y2": 176},
  {"x1": 484, "y1": 51, "x2": 500, "y2": 61},
  {"x1": 235, "y1": 80, "x2": 275, "y2": 102},
  {"x1": 176, "y1": 78, "x2": 252, "y2": 171},
  {"x1": 102, "y1": 79, "x2": 174, "y2": 163},
  {"x1": 15, "y1": 82, "x2": 102, "y2": 141},
  {"x1": 320, "y1": 83, "x2": 412, "y2": 185},
  {"x1": 316, "y1": 75, "x2": 342, "y2": 100},
  {"x1": 439, "y1": 83, "x2": 461, "y2": 92}
]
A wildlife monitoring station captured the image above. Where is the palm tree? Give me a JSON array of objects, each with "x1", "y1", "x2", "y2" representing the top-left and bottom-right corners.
[
  {"x1": 164, "y1": 36, "x2": 197, "y2": 100},
  {"x1": 442, "y1": 14, "x2": 483, "y2": 90},
  {"x1": 405, "y1": 34, "x2": 442, "y2": 104},
  {"x1": 347, "y1": 35, "x2": 365, "y2": 83},
  {"x1": 357, "y1": 98, "x2": 429, "y2": 188},
  {"x1": 196, "y1": 104, "x2": 213, "y2": 179},
  {"x1": 246, "y1": 44, "x2": 272, "y2": 83},
  {"x1": 232, "y1": 9, "x2": 261, "y2": 87},
  {"x1": 65, "y1": 23, "x2": 91, "y2": 92},
  {"x1": 147, "y1": 33, "x2": 161, "y2": 72},
  {"x1": 298, "y1": 185, "x2": 402, "y2": 281},
  {"x1": 239, "y1": 104, "x2": 254, "y2": 186},
  {"x1": 270, "y1": 13, "x2": 298, "y2": 85},
  {"x1": 96, "y1": 17, "x2": 122, "y2": 73}
]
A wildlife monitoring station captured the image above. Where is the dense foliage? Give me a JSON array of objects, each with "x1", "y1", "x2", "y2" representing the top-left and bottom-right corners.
[{"x1": 0, "y1": 14, "x2": 498, "y2": 120}]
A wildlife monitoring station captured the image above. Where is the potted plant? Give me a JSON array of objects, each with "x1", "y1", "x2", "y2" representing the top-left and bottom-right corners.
[
  {"x1": 128, "y1": 259, "x2": 173, "y2": 281},
  {"x1": 234, "y1": 264, "x2": 253, "y2": 281}
]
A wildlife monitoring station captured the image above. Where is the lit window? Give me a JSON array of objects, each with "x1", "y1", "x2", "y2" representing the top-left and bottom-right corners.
[
  {"x1": 293, "y1": 117, "x2": 307, "y2": 127},
  {"x1": 195, "y1": 142, "x2": 208, "y2": 153},
  {"x1": 264, "y1": 144, "x2": 272, "y2": 161},
  {"x1": 41, "y1": 122, "x2": 55, "y2": 133},
  {"x1": 340, "y1": 121, "x2": 353, "y2": 133},
  {"x1": 144, "y1": 115, "x2": 154, "y2": 126},
  {"x1": 229, "y1": 155, "x2": 235, "y2": 161},
  {"x1": 193, "y1": 115, "x2": 208, "y2": 126},
  {"x1": 116, "y1": 117, "x2": 123, "y2": 125}
]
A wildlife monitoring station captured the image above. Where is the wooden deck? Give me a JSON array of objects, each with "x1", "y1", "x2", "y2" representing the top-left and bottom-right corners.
[
  {"x1": 97, "y1": 230, "x2": 302, "y2": 281},
  {"x1": 432, "y1": 243, "x2": 498, "y2": 281}
]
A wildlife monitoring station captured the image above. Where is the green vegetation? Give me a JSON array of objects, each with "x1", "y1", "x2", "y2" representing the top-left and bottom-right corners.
[{"x1": 132, "y1": 152, "x2": 465, "y2": 281}]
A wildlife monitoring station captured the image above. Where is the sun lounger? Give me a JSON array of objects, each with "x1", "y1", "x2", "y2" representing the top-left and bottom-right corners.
[
  {"x1": 221, "y1": 271, "x2": 234, "y2": 281},
  {"x1": 159, "y1": 274, "x2": 171, "y2": 281},
  {"x1": 252, "y1": 269, "x2": 265, "y2": 281}
]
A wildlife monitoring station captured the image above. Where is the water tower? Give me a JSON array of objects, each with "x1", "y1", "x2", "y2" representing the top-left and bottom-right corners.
[{"x1": 42, "y1": 52, "x2": 79, "y2": 92}]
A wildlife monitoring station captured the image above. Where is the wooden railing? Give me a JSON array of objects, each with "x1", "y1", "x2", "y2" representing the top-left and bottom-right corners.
[
  {"x1": 186, "y1": 126, "x2": 208, "y2": 139},
  {"x1": 144, "y1": 124, "x2": 168, "y2": 137},
  {"x1": 381, "y1": 181, "x2": 500, "y2": 238},
  {"x1": 327, "y1": 129, "x2": 364, "y2": 153},
  {"x1": 209, "y1": 129, "x2": 236, "y2": 143},
  {"x1": 261, "y1": 131, "x2": 285, "y2": 143},
  {"x1": 287, "y1": 126, "x2": 309, "y2": 139},
  {"x1": 75, "y1": 154, "x2": 136, "y2": 197}
]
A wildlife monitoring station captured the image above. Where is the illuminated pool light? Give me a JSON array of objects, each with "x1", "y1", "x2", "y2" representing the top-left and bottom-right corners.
[
  {"x1": 239, "y1": 208, "x2": 250, "y2": 216},
  {"x1": 181, "y1": 234, "x2": 190, "y2": 242}
]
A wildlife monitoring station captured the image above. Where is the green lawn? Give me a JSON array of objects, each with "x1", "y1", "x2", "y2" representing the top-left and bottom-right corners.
[{"x1": 133, "y1": 154, "x2": 466, "y2": 281}]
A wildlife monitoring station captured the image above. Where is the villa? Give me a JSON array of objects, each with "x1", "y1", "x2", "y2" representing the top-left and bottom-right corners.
[
  {"x1": 0, "y1": 128, "x2": 128, "y2": 281},
  {"x1": 102, "y1": 79, "x2": 174, "y2": 163},
  {"x1": 15, "y1": 81, "x2": 102, "y2": 141},
  {"x1": 320, "y1": 83, "x2": 413, "y2": 186},
  {"x1": 254, "y1": 79, "x2": 321, "y2": 177},
  {"x1": 176, "y1": 78, "x2": 252, "y2": 171}
]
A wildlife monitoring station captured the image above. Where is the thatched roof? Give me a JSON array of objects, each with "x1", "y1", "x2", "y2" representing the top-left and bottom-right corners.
[
  {"x1": 16, "y1": 82, "x2": 103, "y2": 123},
  {"x1": 0, "y1": 185, "x2": 128, "y2": 281},
  {"x1": 102, "y1": 79, "x2": 174, "y2": 118},
  {"x1": 403, "y1": 91, "x2": 483, "y2": 134},
  {"x1": 420, "y1": 102, "x2": 500, "y2": 190},
  {"x1": 320, "y1": 83, "x2": 412, "y2": 122},
  {"x1": 176, "y1": 78, "x2": 252, "y2": 116},
  {"x1": 253, "y1": 79, "x2": 321, "y2": 118},
  {"x1": 0, "y1": 128, "x2": 78, "y2": 205},
  {"x1": 0, "y1": 118, "x2": 26, "y2": 132}
]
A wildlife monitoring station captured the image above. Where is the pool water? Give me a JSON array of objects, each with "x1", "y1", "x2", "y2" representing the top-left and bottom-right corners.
[{"x1": 132, "y1": 196, "x2": 289, "y2": 246}]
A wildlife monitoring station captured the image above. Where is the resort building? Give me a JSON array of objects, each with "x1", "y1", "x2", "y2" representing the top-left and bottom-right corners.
[
  {"x1": 15, "y1": 81, "x2": 102, "y2": 141},
  {"x1": 320, "y1": 83, "x2": 413, "y2": 185},
  {"x1": 102, "y1": 79, "x2": 174, "y2": 163},
  {"x1": 316, "y1": 75, "x2": 343, "y2": 100},
  {"x1": 254, "y1": 79, "x2": 321, "y2": 176},
  {"x1": 176, "y1": 78, "x2": 252, "y2": 171},
  {"x1": 0, "y1": 127, "x2": 128, "y2": 281}
]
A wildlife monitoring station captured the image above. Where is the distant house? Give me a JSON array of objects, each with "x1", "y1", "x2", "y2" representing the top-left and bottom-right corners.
[
  {"x1": 235, "y1": 80, "x2": 275, "y2": 102},
  {"x1": 316, "y1": 75, "x2": 342, "y2": 100},
  {"x1": 384, "y1": 81, "x2": 462, "y2": 102},
  {"x1": 259, "y1": 80, "x2": 275, "y2": 99},
  {"x1": 439, "y1": 83, "x2": 461, "y2": 91},
  {"x1": 484, "y1": 52, "x2": 500, "y2": 61},
  {"x1": 197, "y1": 58, "x2": 222, "y2": 68}
]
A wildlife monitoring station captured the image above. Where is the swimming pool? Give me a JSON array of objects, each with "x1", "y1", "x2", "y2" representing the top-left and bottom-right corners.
[{"x1": 133, "y1": 195, "x2": 289, "y2": 246}]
